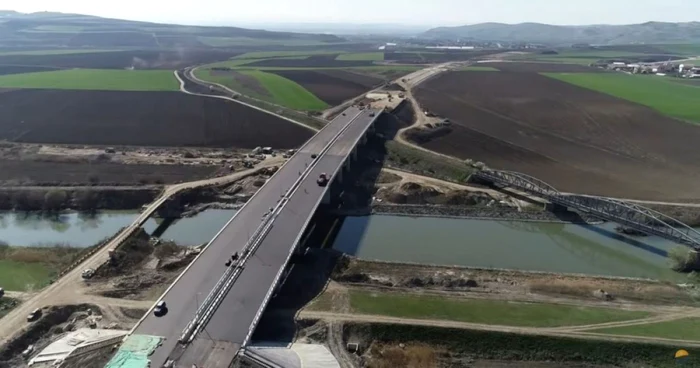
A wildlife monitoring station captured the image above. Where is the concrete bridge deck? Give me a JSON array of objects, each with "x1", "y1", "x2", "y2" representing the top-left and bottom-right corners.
[{"x1": 127, "y1": 106, "x2": 379, "y2": 368}]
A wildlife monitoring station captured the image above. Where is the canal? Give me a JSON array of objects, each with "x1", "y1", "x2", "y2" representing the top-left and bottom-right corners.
[
  {"x1": 0, "y1": 209, "x2": 237, "y2": 247},
  {"x1": 332, "y1": 215, "x2": 687, "y2": 281}
]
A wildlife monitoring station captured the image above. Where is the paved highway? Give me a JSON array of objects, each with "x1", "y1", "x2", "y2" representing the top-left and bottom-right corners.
[{"x1": 132, "y1": 106, "x2": 377, "y2": 367}]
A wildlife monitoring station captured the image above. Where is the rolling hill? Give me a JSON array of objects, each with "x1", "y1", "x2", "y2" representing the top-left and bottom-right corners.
[
  {"x1": 0, "y1": 11, "x2": 344, "y2": 49},
  {"x1": 422, "y1": 21, "x2": 700, "y2": 45}
]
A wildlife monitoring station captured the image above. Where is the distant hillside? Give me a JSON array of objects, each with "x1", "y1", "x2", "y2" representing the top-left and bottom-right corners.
[
  {"x1": 422, "y1": 22, "x2": 700, "y2": 45},
  {"x1": 0, "y1": 11, "x2": 344, "y2": 49}
]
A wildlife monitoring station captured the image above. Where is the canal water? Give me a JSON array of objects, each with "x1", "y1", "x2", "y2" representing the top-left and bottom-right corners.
[
  {"x1": 0, "y1": 209, "x2": 237, "y2": 247},
  {"x1": 332, "y1": 215, "x2": 687, "y2": 281}
]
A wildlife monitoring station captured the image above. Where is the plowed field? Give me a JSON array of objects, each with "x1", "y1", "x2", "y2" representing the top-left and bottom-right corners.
[
  {"x1": 0, "y1": 89, "x2": 312, "y2": 148},
  {"x1": 269, "y1": 70, "x2": 382, "y2": 105},
  {"x1": 413, "y1": 71, "x2": 700, "y2": 201},
  {"x1": 478, "y1": 62, "x2": 602, "y2": 72},
  {"x1": 244, "y1": 54, "x2": 375, "y2": 68}
]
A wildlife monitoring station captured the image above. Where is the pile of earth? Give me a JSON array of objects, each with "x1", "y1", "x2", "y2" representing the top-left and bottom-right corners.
[
  {"x1": 376, "y1": 181, "x2": 495, "y2": 206},
  {"x1": 0, "y1": 304, "x2": 101, "y2": 367}
]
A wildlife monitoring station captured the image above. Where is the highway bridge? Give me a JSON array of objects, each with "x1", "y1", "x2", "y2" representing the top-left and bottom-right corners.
[
  {"x1": 473, "y1": 169, "x2": 700, "y2": 249},
  {"x1": 110, "y1": 106, "x2": 380, "y2": 368}
]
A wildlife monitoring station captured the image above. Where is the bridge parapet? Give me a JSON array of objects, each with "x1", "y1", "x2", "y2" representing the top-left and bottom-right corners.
[{"x1": 474, "y1": 169, "x2": 700, "y2": 249}]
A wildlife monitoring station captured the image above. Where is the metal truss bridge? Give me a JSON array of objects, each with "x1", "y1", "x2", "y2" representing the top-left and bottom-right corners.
[{"x1": 473, "y1": 169, "x2": 700, "y2": 249}]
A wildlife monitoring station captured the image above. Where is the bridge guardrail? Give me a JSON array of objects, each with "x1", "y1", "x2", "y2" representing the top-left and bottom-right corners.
[
  {"x1": 167, "y1": 107, "x2": 366, "y2": 347},
  {"x1": 241, "y1": 110, "x2": 381, "y2": 349}
]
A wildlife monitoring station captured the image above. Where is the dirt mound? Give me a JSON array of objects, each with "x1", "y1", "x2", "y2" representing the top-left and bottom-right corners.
[
  {"x1": 0, "y1": 304, "x2": 100, "y2": 365},
  {"x1": 390, "y1": 100, "x2": 415, "y2": 127},
  {"x1": 403, "y1": 126, "x2": 452, "y2": 144},
  {"x1": 382, "y1": 83, "x2": 406, "y2": 92},
  {"x1": 93, "y1": 229, "x2": 153, "y2": 279},
  {"x1": 396, "y1": 182, "x2": 442, "y2": 204},
  {"x1": 433, "y1": 190, "x2": 494, "y2": 206}
]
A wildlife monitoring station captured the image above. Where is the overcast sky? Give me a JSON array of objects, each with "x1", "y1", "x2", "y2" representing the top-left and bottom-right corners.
[{"x1": 5, "y1": 0, "x2": 698, "y2": 27}]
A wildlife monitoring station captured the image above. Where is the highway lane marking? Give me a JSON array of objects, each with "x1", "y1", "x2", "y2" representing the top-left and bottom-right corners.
[
  {"x1": 129, "y1": 108, "x2": 360, "y2": 335},
  {"x1": 242, "y1": 109, "x2": 380, "y2": 348},
  {"x1": 126, "y1": 108, "x2": 365, "y2": 367}
]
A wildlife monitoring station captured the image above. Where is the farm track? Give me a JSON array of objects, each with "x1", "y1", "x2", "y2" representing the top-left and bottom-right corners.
[
  {"x1": 299, "y1": 310, "x2": 700, "y2": 348},
  {"x1": 0, "y1": 160, "x2": 282, "y2": 347},
  {"x1": 181, "y1": 68, "x2": 322, "y2": 132}
]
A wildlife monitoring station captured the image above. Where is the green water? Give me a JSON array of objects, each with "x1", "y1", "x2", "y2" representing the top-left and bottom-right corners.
[
  {"x1": 332, "y1": 215, "x2": 687, "y2": 281},
  {"x1": 0, "y1": 209, "x2": 237, "y2": 247}
]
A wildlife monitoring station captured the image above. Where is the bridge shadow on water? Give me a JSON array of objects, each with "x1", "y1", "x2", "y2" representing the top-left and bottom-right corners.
[
  {"x1": 250, "y1": 111, "x2": 402, "y2": 344},
  {"x1": 552, "y1": 209, "x2": 670, "y2": 258},
  {"x1": 577, "y1": 223, "x2": 669, "y2": 258}
]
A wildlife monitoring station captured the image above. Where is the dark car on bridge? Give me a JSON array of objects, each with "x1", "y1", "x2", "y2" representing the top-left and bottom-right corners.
[
  {"x1": 154, "y1": 300, "x2": 168, "y2": 317},
  {"x1": 317, "y1": 173, "x2": 329, "y2": 187}
]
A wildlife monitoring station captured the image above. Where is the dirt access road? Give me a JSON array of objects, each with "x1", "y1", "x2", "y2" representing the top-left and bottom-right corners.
[
  {"x1": 393, "y1": 63, "x2": 461, "y2": 159},
  {"x1": 180, "y1": 68, "x2": 322, "y2": 132},
  {"x1": 0, "y1": 159, "x2": 282, "y2": 347},
  {"x1": 299, "y1": 309, "x2": 700, "y2": 348}
]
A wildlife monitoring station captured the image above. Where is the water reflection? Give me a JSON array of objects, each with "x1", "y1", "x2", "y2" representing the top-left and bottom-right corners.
[
  {"x1": 0, "y1": 209, "x2": 237, "y2": 248},
  {"x1": 332, "y1": 215, "x2": 686, "y2": 281},
  {"x1": 0, "y1": 211, "x2": 138, "y2": 247}
]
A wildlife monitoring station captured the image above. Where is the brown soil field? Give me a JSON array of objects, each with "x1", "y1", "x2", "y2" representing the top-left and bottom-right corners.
[
  {"x1": 0, "y1": 160, "x2": 217, "y2": 186},
  {"x1": 0, "y1": 89, "x2": 313, "y2": 148},
  {"x1": 385, "y1": 50, "x2": 501, "y2": 63},
  {"x1": 480, "y1": 62, "x2": 602, "y2": 72},
  {"x1": 596, "y1": 45, "x2": 670, "y2": 54},
  {"x1": 269, "y1": 69, "x2": 380, "y2": 105},
  {"x1": 318, "y1": 69, "x2": 382, "y2": 87},
  {"x1": 0, "y1": 49, "x2": 241, "y2": 69},
  {"x1": 0, "y1": 65, "x2": 61, "y2": 75},
  {"x1": 413, "y1": 71, "x2": 700, "y2": 201},
  {"x1": 244, "y1": 55, "x2": 375, "y2": 68}
]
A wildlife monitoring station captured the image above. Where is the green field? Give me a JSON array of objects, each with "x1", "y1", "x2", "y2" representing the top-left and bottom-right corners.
[
  {"x1": 205, "y1": 56, "x2": 308, "y2": 69},
  {"x1": 527, "y1": 57, "x2": 602, "y2": 65},
  {"x1": 194, "y1": 68, "x2": 327, "y2": 110},
  {"x1": 198, "y1": 37, "x2": 333, "y2": 47},
  {"x1": 0, "y1": 245, "x2": 85, "y2": 291},
  {"x1": 658, "y1": 44, "x2": 700, "y2": 56},
  {"x1": 592, "y1": 317, "x2": 700, "y2": 341},
  {"x1": 244, "y1": 70, "x2": 328, "y2": 110},
  {"x1": 0, "y1": 259, "x2": 54, "y2": 291},
  {"x1": 0, "y1": 49, "x2": 121, "y2": 56},
  {"x1": 0, "y1": 69, "x2": 179, "y2": 91},
  {"x1": 546, "y1": 73, "x2": 700, "y2": 123},
  {"x1": 336, "y1": 52, "x2": 384, "y2": 61},
  {"x1": 193, "y1": 68, "x2": 269, "y2": 101},
  {"x1": 339, "y1": 290, "x2": 650, "y2": 327},
  {"x1": 233, "y1": 50, "x2": 347, "y2": 59}
]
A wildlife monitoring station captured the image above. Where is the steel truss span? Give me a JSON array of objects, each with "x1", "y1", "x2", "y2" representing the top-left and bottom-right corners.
[{"x1": 474, "y1": 169, "x2": 700, "y2": 249}]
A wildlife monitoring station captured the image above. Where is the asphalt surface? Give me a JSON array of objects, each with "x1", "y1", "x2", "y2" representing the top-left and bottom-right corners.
[{"x1": 132, "y1": 106, "x2": 377, "y2": 367}]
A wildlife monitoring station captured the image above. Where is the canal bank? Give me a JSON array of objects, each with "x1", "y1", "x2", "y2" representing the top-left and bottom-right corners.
[
  {"x1": 331, "y1": 214, "x2": 689, "y2": 281},
  {"x1": 0, "y1": 208, "x2": 238, "y2": 291}
]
